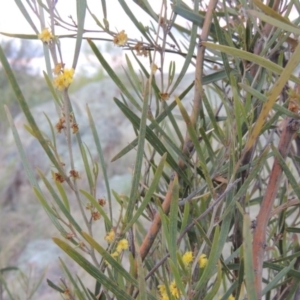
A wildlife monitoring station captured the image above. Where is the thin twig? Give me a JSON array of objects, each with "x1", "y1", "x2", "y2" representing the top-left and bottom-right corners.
[{"x1": 177, "y1": 179, "x2": 240, "y2": 244}]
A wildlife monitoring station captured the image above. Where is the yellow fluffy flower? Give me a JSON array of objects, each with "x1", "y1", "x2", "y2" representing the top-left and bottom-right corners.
[
  {"x1": 53, "y1": 74, "x2": 65, "y2": 91},
  {"x1": 169, "y1": 280, "x2": 179, "y2": 299},
  {"x1": 104, "y1": 229, "x2": 115, "y2": 243},
  {"x1": 52, "y1": 63, "x2": 64, "y2": 75},
  {"x1": 228, "y1": 295, "x2": 235, "y2": 300},
  {"x1": 116, "y1": 239, "x2": 129, "y2": 253},
  {"x1": 111, "y1": 251, "x2": 119, "y2": 258},
  {"x1": 161, "y1": 294, "x2": 169, "y2": 300},
  {"x1": 113, "y1": 30, "x2": 128, "y2": 46},
  {"x1": 158, "y1": 285, "x2": 166, "y2": 294},
  {"x1": 152, "y1": 63, "x2": 158, "y2": 73},
  {"x1": 158, "y1": 284, "x2": 169, "y2": 300},
  {"x1": 198, "y1": 254, "x2": 208, "y2": 268},
  {"x1": 38, "y1": 28, "x2": 54, "y2": 43},
  {"x1": 53, "y1": 68, "x2": 74, "y2": 90},
  {"x1": 182, "y1": 251, "x2": 193, "y2": 266},
  {"x1": 63, "y1": 68, "x2": 75, "y2": 85}
]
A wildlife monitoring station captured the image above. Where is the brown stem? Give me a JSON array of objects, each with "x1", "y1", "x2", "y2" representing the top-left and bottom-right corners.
[
  {"x1": 233, "y1": 0, "x2": 283, "y2": 271},
  {"x1": 252, "y1": 118, "x2": 300, "y2": 299},
  {"x1": 139, "y1": 173, "x2": 177, "y2": 261},
  {"x1": 178, "y1": 0, "x2": 217, "y2": 169}
]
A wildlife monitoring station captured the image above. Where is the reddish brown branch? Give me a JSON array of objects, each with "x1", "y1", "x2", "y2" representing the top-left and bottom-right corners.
[
  {"x1": 139, "y1": 173, "x2": 177, "y2": 261},
  {"x1": 234, "y1": 0, "x2": 283, "y2": 268},
  {"x1": 252, "y1": 118, "x2": 300, "y2": 299},
  {"x1": 178, "y1": 0, "x2": 217, "y2": 170}
]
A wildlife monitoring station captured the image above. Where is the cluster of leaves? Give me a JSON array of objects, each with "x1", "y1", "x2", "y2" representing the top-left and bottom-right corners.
[{"x1": 2, "y1": 0, "x2": 300, "y2": 299}]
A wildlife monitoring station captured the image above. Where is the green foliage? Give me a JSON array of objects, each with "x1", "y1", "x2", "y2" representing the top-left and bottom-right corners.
[{"x1": 2, "y1": 0, "x2": 300, "y2": 299}]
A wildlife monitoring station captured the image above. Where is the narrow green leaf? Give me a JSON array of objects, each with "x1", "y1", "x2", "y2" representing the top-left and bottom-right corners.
[
  {"x1": 180, "y1": 201, "x2": 190, "y2": 232},
  {"x1": 194, "y1": 222, "x2": 213, "y2": 248},
  {"x1": 88, "y1": 39, "x2": 141, "y2": 111},
  {"x1": 4, "y1": 107, "x2": 38, "y2": 189},
  {"x1": 239, "y1": 83, "x2": 298, "y2": 118},
  {"x1": 168, "y1": 61, "x2": 176, "y2": 86},
  {"x1": 0, "y1": 267, "x2": 18, "y2": 273},
  {"x1": 252, "y1": 0, "x2": 294, "y2": 25},
  {"x1": 163, "y1": 101, "x2": 184, "y2": 146},
  {"x1": 130, "y1": 53, "x2": 152, "y2": 99},
  {"x1": 222, "y1": 147, "x2": 270, "y2": 219},
  {"x1": 60, "y1": 258, "x2": 85, "y2": 300},
  {"x1": 220, "y1": 281, "x2": 239, "y2": 300},
  {"x1": 141, "y1": 113, "x2": 190, "y2": 168},
  {"x1": 198, "y1": 128, "x2": 215, "y2": 164},
  {"x1": 86, "y1": 5, "x2": 105, "y2": 29},
  {"x1": 125, "y1": 73, "x2": 151, "y2": 223},
  {"x1": 0, "y1": 32, "x2": 38, "y2": 39},
  {"x1": 243, "y1": 214, "x2": 257, "y2": 300},
  {"x1": 286, "y1": 227, "x2": 300, "y2": 233},
  {"x1": 195, "y1": 226, "x2": 220, "y2": 291},
  {"x1": 80, "y1": 190, "x2": 112, "y2": 228},
  {"x1": 202, "y1": 42, "x2": 300, "y2": 85},
  {"x1": 72, "y1": 0, "x2": 87, "y2": 70},
  {"x1": 43, "y1": 112, "x2": 57, "y2": 152},
  {"x1": 125, "y1": 54, "x2": 143, "y2": 97},
  {"x1": 175, "y1": 96, "x2": 214, "y2": 194},
  {"x1": 132, "y1": 0, "x2": 158, "y2": 20},
  {"x1": 213, "y1": 14, "x2": 231, "y2": 79},
  {"x1": 124, "y1": 153, "x2": 167, "y2": 232},
  {"x1": 0, "y1": 45, "x2": 65, "y2": 175},
  {"x1": 53, "y1": 238, "x2": 135, "y2": 300},
  {"x1": 264, "y1": 261, "x2": 300, "y2": 279},
  {"x1": 135, "y1": 251, "x2": 147, "y2": 300},
  {"x1": 100, "y1": 0, "x2": 107, "y2": 19},
  {"x1": 203, "y1": 261, "x2": 222, "y2": 300},
  {"x1": 43, "y1": 71, "x2": 61, "y2": 106},
  {"x1": 81, "y1": 231, "x2": 138, "y2": 286},
  {"x1": 47, "y1": 279, "x2": 65, "y2": 293},
  {"x1": 55, "y1": 181, "x2": 70, "y2": 213},
  {"x1": 80, "y1": 144, "x2": 94, "y2": 194},
  {"x1": 248, "y1": 10, "x2": 300, "y2": 35},
  {"x1": 5, "y1": 107, "x2": 68, "y2": 235},
  {"x1": 76, "y1": 276, "x2": 94, "y2": 300},
  {"x1": 168, "y1": 258, "x2": 186, "y2": 297},
  {"x1": 169, "y1": 1, "x2": 198, "y2": 94},
  {"x1": 114, "y1": 98, "x2": 189, "y2": 183},
  {"x1": 202, "y1": 93, "x2": 223, "y2": 140},
  {"x1": 272, "y1": 145, "x2": 300, "y2": 199},
  {"x1": 231, "y1": 73, "x2": 244, "y2": 150},
  {"x1": 172, "y1": 3, "x2": 205, "y2": 27},
  {"x1": 38, "y1": 171, "x2": 83, "y2": 233},
  {"x1": 262, "y1": 258, "x2": 296, "y2": 296},
  {"x1": 0, "y1": 272, "x2": 15, "y2": 300},
  {"x1": 86, "y1": 104, "x2": 112, "y2": 220},
  {"x1": 33, "y1": 187, "x2": 67, "y2": 235},
  {"x1": 14, "y1": 0, "x2": 39, "y2": 33},
  {"x1": 111, "y1": 82, "x2": 194, "y2": 162}
]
